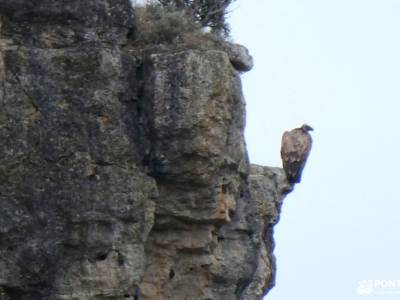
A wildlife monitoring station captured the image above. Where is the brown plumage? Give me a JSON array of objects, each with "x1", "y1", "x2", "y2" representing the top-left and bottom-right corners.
[{"x1": 281, "y1": 124, "x2": 313, "y2": 184}]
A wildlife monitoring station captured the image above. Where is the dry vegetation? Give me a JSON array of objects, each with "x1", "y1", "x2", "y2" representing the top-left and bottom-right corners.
[
  {"x1": 156, "y1": 0, "x2": 234, "y2": 35},
  {"x1": 130, "y1": 2, "x2": 230, "y2": 51}
]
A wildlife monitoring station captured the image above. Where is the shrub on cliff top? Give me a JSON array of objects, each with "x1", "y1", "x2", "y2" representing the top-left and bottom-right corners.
[
  {"x1": 156, "y1": 0, "x2": 235, "y2": 35},
  {"x1": 131, "y1": 3, "x2": 225, "y2": 50}
]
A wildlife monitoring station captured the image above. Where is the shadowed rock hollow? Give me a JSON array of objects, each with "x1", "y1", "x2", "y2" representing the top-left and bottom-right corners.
[{"x1": 0, "y1": 1, "x2": 295, "y2": 299}]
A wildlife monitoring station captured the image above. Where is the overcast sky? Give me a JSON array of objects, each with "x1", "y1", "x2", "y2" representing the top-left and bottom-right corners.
[{"x1": 229, "y1": 0, "x2": 400, "y2": 299}]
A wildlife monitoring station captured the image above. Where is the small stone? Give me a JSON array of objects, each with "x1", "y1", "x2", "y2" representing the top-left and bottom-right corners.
[{"x1": 224, "y1": 42, "x2": 254, "y2": 72}]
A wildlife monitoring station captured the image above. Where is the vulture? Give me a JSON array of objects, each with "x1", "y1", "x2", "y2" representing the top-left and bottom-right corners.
[{"x1": 281, "y1": 124, "x2": 313, "y2": 184}]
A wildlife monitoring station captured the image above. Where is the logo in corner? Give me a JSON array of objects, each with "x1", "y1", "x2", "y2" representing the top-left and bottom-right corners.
[{"x1": 358, "y1": 280, "x2": 374, "y2": 295}]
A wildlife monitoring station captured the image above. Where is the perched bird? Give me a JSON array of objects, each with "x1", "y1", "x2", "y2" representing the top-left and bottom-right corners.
[{"x1": 281, "y1": 124, "x2": 313, "y2": 184}]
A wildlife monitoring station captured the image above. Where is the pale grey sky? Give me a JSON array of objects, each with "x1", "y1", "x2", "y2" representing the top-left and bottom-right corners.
[{"x1": 229, "y1": 0, "x2": 400, "y2": 299}]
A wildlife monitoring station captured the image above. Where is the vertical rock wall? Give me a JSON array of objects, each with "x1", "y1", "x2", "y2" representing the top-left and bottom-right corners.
[
  {"x1": 0, "y1": 1, "x2": 295, "y2": 299},
  {"x1": 0, "y1": 1, "x2": 157, "y2": 299}
]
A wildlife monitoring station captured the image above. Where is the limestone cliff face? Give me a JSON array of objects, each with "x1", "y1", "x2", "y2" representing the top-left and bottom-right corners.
[{"x1": 0, "y1": 1, "x2": 294, "y2": 299}]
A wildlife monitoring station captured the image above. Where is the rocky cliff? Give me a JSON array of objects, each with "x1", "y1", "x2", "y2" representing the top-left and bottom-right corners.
[{"x1": 0, "y1": 1, "x2": 294, "y2": 299}]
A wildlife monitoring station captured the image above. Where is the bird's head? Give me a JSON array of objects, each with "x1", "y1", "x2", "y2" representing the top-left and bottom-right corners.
[{"x1": 301, "y1": 124, "x2": 314, "y2": 132}]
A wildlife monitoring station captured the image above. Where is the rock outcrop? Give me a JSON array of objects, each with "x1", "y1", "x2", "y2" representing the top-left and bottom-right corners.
[{"x1": 0, "y1": 1, "x2": 294, "y2": 299}]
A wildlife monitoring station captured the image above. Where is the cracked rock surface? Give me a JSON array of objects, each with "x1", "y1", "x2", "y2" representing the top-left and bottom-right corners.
[{"x1": 0, "y1": 1, "x2": 294, "y2": 299}]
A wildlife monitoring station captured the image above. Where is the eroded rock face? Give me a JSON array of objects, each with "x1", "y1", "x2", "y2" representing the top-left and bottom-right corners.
[
  {"x1": 0, "y1": 0, "x2": 133, "y2": 47},
  {"x1": 0, "y1": 1, "x2": 156, "y2": 299},
  {"x1": 137, "y1": 49, "x2": 251, "y2": 299},
  {"x1": 0, "y1": 1, "x2": 294, "y2": 299},
  {"x1": 243, "y1": 165, "x2": 293, "y2": 298}
]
